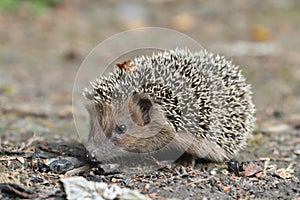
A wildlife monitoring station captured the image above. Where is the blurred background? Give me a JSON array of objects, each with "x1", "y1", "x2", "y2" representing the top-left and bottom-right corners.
[{"x1": 0, "y1": 0, "x2": 300, "y2": 142}]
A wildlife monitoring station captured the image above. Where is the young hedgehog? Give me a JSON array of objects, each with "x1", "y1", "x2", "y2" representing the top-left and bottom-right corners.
[{"x1": 83, "y1": 48, "x2": 255, "y2": 165}]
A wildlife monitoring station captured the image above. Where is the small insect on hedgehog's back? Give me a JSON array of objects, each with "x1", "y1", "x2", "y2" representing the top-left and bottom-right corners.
[{"x1": 84, "y1": 48, "x2": 255, "y2": 165}]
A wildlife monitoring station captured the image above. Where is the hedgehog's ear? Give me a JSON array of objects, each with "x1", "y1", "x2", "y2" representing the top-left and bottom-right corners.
[{"x1": 129, "y1": 93, "x2": 153, "y2": 126}]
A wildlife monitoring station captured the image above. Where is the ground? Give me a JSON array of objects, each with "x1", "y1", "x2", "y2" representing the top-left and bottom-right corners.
[{"x1": 0, "y1": 0, "x2": 299, "y2": 199}]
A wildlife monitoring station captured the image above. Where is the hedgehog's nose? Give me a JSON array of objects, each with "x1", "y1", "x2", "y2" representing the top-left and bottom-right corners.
[{"x1": 87, "y1": 151, "x2": 98, "y2": 162}]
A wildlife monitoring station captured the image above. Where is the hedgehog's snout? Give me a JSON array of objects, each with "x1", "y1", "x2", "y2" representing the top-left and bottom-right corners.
[{"x1": 87, "y1": 150, "x2": 98, "y2": 162}]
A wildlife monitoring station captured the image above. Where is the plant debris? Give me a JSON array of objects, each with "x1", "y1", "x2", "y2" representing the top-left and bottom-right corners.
[{"x1": 1, "y1": 1, "x2": 300, "y2": 199}]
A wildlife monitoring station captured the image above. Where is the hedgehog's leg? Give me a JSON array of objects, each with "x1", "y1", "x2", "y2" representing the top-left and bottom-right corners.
[{"x1": 174, "y1": 152, "x2": 196, "y2": 167}]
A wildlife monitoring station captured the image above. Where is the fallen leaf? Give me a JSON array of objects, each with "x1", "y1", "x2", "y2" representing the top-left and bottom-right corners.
[
  {"x1": 223, "y1": 186, "x2": 231, "y2": 193},
  {"x1": 16, "y1": 157, "x2": 25, "y2": 164},
  {"x1": 172, "y1": 13, "x2": 195, "y2": 31},
  {"x1": 42, "y1": 121, "x2": 54, "y2": 129},
  {"x1": 250, "y1": 26, "x2": 271, "y2": 41},
  {"x1": 242, "y1": 162, "x2": 264, "y2": 177},
  {"x1": 149, "y1": 193, "x2": 158, "y2": 198}
]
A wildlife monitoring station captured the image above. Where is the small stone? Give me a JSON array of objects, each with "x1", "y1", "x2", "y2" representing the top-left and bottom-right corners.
[
  {"x1": 210, "y1": 169, "x2": 217, "y2": 175},
  {"x1": 294, "y1": 144, "x2": 300, "y2": 155},
  {"x1": 49, "y1": 159, "x2": 74, "y2": 174},
  {"x1": 263, "y1": 123, "x2": 291, "y2": 134},
  {"x1": 226, "y1": 159, "x2": 240, "y2": 175}
]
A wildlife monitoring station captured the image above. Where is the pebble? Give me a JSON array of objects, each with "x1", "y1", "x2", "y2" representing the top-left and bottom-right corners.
[
  {"x1": 263, "y1": 123, "x2": 291, "y2": 134},
  {"x1": 294, "y1": 144, "x2": 300, "y2": 155},
  {"x1": 210, "y1": 169, "x2": 217, "y2": 175},
  {"x1": 49, "y1": 158, "x2": 74, "y2": 174}
]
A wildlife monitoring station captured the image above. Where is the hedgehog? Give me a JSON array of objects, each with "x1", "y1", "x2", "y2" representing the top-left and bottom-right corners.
[{"x1": 83, "y1": 48, "x2": 255, "y2": 166}]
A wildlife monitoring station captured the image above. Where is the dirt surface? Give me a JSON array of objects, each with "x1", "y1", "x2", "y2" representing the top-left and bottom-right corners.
[{"x1": 0, "y1": 0, "x2": 299, "y2": 199}]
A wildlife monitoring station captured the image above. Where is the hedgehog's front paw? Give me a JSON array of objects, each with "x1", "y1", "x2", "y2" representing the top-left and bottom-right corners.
[{"x1": 173, "y1": 152, "x2": 195, "y2": 167}]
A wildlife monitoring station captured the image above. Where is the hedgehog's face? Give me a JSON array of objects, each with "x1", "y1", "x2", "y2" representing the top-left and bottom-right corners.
[
  {"x1": 110, "y1": 93, "x2": 176, "y2": 153},
  {"x1": 86, "y1": 93, "x2": 176, "y2": 162}
]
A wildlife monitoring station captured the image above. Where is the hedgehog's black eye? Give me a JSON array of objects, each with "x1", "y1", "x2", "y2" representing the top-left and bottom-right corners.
[{"x1": 115, "y1": 124, "x2": 127, "y2": 134}]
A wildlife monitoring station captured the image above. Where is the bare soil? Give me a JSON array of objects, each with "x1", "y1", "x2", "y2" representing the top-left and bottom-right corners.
[{"x1": 0, "y1": 0, "x2": 299, "y2": 199}]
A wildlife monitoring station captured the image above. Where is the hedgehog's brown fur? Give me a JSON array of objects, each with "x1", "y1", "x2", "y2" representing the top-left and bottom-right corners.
[{"x1": 84, "y1": 48, "x2": 255, "y2": 165}]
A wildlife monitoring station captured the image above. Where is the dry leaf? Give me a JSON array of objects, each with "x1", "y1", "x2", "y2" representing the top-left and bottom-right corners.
[
  {"x1": 172, "y1": 13, "x2": 195, "y2": 31},
  {"x1": 242, "y1": 162, "x2": 264, "y2": 177},
  {"x1": 250, "y1": 26, "x2": 271, "y2": 41},
  {"x1": 16, "y1": 157, "x2": 25, "y2": 164},
  {"x1": 223, "y1": 186, "x2": 231, "y2": 193},
  {"x1": 149, "y1": 193, "x2": 158, "y2": 198}
]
